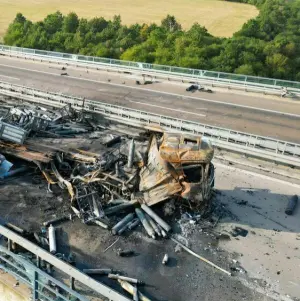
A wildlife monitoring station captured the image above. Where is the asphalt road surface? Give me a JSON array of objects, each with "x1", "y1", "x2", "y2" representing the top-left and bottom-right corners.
[{"x1": 0, "y1": 56, "x2": 300, "y2": 143}]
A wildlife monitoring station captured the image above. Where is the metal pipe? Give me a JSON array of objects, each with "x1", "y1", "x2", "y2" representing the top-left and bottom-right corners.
[
  {"x1": 104, "y1": 201, "x2": 137, "y2": 216},
  {"x1": 127, "y1": 139, "x2": 135, "y2": 169},
  {"x1": 285, "y1": 195, "x2": 298, "y2": 215},
  {"x1": 127, "y1": 218, "x2": 140, "y2": 230},
  {"x1": 5, "y1": 223, "x2": 25, "y2": 235},
  {"x1": 118, "y1": 250, "x2": 134, "y2": 257},
  {"x1": 115, "y1": 162, "x2": 120, "y2": 177},
  {"x1": 48, "y1": 224, "x2": 56, "y2": 254},
  {"x1": 83, "y1": 269, "x2": 114, "y2": 275},
  {"x1": 92, "y1": 194, "x2": 103, "y2": 218},
  {"x1": 141, "y1": 204, "x2": 171, "y2": 232},
  {"x1": 133, "y1": 285, "x2": 139, "y2": 301},
  {"x1": 118, "y1": 220, "x2": 134, "y2": 235},
  {"x1": 94, "y1": 219, "x2": 109, "y2": 229},
  {"x1": 118, "y1": 280, "x2": 151, "y2": 301},
  {"x1": 108, "y1": 274, "x2": 144, "y2": 285},
  {"x1": 157, "y1": 224, "x2": 167, "y2": 238},
  {"x1": 135, "y1": 209, "x2": 155, "y2": 239},
  {"x1": 171, "y1": 237, "x2": 231, "y2": 276},
  {"x1": 144, "y1": 213, "x2": 161, "y2": 237},
  {"x1": 43, "y1": 216, "x2": 69, "y2": 227},
  {"x1": 112, "y1": 213, "x2": 135, "y2": 235}
]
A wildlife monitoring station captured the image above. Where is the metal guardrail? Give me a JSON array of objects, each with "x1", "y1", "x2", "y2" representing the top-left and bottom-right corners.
[
  {"x1": 0, "y1": 81, "x2": 300, "y2": 168},
  {"x1": 1, "y1": 44, "x2": 300, "y2": 97},
  {"x1": 0, "y1": 225, "x2": 131, "y2": 301}
]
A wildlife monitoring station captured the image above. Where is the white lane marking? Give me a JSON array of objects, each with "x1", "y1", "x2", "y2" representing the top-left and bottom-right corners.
[
  {"x1": 128, "y1": 100, "x2": 206, "y2": 117},
  {"x1": 0, "y1": 74, "x2": 19, "y2": 80},
  {"x1": 0, "y1": 62, "x2": 300, "y2": 118},
  {"x1": 214, "y1": 162, "x2": 300, "y2": 188}
]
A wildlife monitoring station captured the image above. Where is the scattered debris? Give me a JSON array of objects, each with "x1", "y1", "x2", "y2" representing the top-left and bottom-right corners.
[
  {"x1": 118, "y1": 250, "x2": 135, "y2": 257},
  {"x1": 48, "y1": 224, "x2": 57, "y2": 254},
  {"x1": 174, "y1": 244, "x2": 182, "y2": 253},
  {"x1": 231, "y1": 227, "x2": 248, "y2": 238},
  {"x1": 118, "y1": 280, "x2": 151, "y2": 301},
  {"x1": 5, "y1": 223, "x2": 25, "y2": 235},
  {"x1": 217, "y1": 233, "x2": 231, "y2": 241},
  {"x1": 112, "y1": 213, "x2": 135, "y2": 235},
  {"x1": 135, "y1": 208, "x2": 156, "y2": 239},
  {"x1": 171, "y1": 237, "x2": 231, "y2": 276},
  {"x1": 103, "y1": 238, "x2": 120, "y2": 253},
  {"x1": 83, "y1": 268, "x2": 115, "y2": 275},
  {"x1": 0, "y1": 98, "x2": 239, "y2": 299},
  {"x1": 285, "y1": 195, "x2": 298, "y2": 215},
  {"x1": 43, "y1": 215, "x2": 70, "y2": 227},
  {"x1": 108, "y1": 274, "x2": 144, "y2": 285},
  {"x1": 141, "y1": 204, "x2": 171, "y2": 233},
  {"x1": 162, "y1": 254, "x2": 169, "y2": 265},
  {"x1": 0, "y1": 100, "x2": 217, "y2": 243},
  {"x1": 186, "y1": 84, "x2": 213, "y2": 93},
  {"x1": 163, "y1": 200, "x2": 176, "y2": 216}
]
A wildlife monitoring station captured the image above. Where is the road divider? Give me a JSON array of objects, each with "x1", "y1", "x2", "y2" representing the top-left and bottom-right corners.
[{"x1": 0, "y1": 80, "x2": 299, "y2": 168}]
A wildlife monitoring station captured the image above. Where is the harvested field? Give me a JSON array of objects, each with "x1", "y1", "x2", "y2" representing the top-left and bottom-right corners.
[{"x1": 0, "y1": 0, "x2": 258, "y2": 38}]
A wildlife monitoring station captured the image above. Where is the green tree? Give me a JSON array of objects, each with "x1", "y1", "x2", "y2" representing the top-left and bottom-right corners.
[
  {"x1": 88, "y1": 17, "x2": 108, "y2": 34},
  {"x1": 266, "y1": 53, "x2": 289, "y2": 78},
  {"x1": 14, "y1": 13, "x2": 26, "y2": 24},
  {"x1": 235, "y1": 64, "x2": 255, "y2": 75},
  {"x1": 161, "y1": 15, "x2": 182, "y2": 32},
  {"x1": 44, "y1": 11, "x2": 64, "y2": 35},
  {"x1": 63, "y1": 12, "x2": 79, "y2": 33}
]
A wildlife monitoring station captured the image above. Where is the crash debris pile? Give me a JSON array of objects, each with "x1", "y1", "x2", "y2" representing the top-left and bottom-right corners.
[
  {"x1": 0, "y1": 101, "x2": 92, "y2": 143},
  {"x1": 0, "y1": 101, "x2": 215, "y2": 241}
]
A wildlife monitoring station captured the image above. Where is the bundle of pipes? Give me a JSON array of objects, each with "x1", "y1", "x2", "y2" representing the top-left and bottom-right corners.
[{"x1": 108, "y1": 203, "x2": 171, "y2": 239}]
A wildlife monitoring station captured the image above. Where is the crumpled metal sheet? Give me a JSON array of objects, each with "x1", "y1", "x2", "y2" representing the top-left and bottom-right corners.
[
  {"x1": 159, "y1": 133, "x2": 214, "y2": 164},
  {"x1": 139, "y1": 135, "x2": 182, "y2": 206},
  {"x1": 0, "y1": 141, "x2": 52, "y2": 163},
  {"x1": 140, "y1": 134, "x2": 214, "y2": 206}
]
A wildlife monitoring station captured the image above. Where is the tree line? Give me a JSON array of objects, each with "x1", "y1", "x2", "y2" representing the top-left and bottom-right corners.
[{"x1": 3, "y1": 0, "x2": 300, "y2": 81}]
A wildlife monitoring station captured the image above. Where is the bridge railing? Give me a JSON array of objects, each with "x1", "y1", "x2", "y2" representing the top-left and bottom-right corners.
[
  {"x1": 1, "y1": 44, "x2": 300, "y2": 96},
  {"x1": 0, "y1": 225, "x2": 131, "y2": 301}
]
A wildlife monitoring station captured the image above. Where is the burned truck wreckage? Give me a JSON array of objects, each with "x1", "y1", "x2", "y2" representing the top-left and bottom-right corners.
[
  {"x1": 0, "y1": 97, "x2": 237, "y2": 300},
  {"x1": 0, "y1": 100, "x2": 215, "y2": 236}
]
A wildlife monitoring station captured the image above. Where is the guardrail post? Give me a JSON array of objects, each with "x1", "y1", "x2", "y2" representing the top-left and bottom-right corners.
[
  {"x1": 282, "y1": 142, "x2": 287, "y2": 155},
  {"x1": 7, "y1": 239, "x2": 12, "y2": 251},
  {"x1": 70, "y1": 276, "x2": 75, "y2": 290},
  {"x1": 33, "y1": 271, "x2": 39, "y2": 301},
  {"x1": 36, "y1": 255, "x2": 41, "y2": 268}
]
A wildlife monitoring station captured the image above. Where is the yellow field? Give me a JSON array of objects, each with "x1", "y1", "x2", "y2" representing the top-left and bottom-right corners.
[{"x1": 0, "y1": 0, "x2": 258, "y2": 38}]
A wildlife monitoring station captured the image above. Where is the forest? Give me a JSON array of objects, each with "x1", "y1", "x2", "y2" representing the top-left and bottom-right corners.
[{"x1": 3, "y1": 0, "x2": 300, "y2": 81}]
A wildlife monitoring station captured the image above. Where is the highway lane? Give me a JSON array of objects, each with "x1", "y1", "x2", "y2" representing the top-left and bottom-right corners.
[
  {"x1": 1, "y1": 55, "x2": 300, "y2": 115},
  {"x1": 0, "y1": 57, "x2": 300, "y2": 143}
]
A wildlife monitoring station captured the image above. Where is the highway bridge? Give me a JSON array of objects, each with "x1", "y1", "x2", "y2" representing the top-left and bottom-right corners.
[{"x1": 0, "y1": 50, "x2": 300, "y2": 301}]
